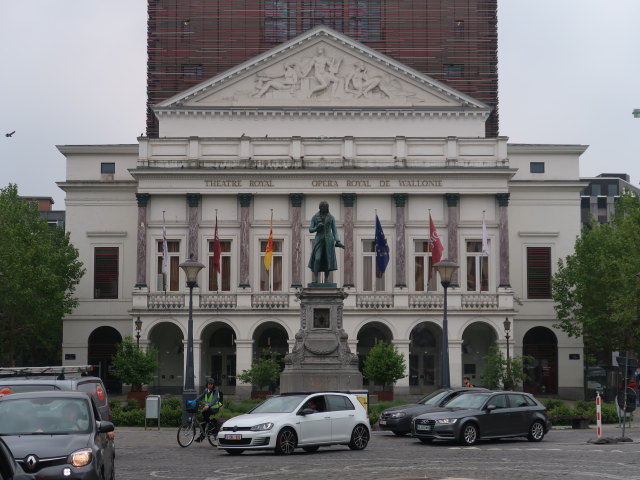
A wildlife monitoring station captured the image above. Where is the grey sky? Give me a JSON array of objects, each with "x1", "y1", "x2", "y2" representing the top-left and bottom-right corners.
[{"x1": 1, "y1": 0, "x2": 639, "y2": 207}]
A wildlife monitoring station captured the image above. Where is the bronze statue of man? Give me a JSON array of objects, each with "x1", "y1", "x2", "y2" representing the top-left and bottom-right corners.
[{"x1": 308, "y1": 201, "x2": 344, "y2": 283}]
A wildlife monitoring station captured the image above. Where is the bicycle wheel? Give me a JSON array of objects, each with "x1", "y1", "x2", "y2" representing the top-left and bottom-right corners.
[
  {"x1": 177, "y1": 419, "x2": 196, "y2": 447},
  {"x1": 206, "y1": 421, "x2": 220, "y2": 447}
]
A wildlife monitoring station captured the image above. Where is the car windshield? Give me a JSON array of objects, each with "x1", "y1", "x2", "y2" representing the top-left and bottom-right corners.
[
  {"x1": 445, "y1": 393, "x2": 487, "y2": 409},
  {"x1": 417, "y1": 390, "x2": 450, "y2": 406},
  {"x1": 250, "y1": 395, "x2": 307, "y2": 414},
  {"x1": 0, "y1": 397, "x2": 92, "y2": 435}
]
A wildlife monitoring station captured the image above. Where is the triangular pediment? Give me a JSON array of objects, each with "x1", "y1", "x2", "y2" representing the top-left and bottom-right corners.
[{"x1": 155, "y1": 26, "x2": 489, "y2": 112}]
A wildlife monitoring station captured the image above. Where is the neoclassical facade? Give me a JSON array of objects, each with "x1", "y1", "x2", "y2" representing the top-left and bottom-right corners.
[{"x1": 58, "y1": 27, "x2": 586, "y2": 399}]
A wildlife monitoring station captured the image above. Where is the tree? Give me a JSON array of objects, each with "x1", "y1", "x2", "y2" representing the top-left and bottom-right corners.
[
  {"x1": 362, "y1": 341, "x2": 406, "y2": 391},
  {"x1": 552, "y1": 190, "x2": 640, "y2": 357},
  {"x1": 236, "y1": 350, "x2": 281, "y2": 391},
  {"x1": 481, "y1": 346, "x2": 530, "y2": 390},
  {"x1": 0, "y1": 184, "x2": 85, "y2": 366},
  {"x1": 111, "y1": 337, "x2": 159, "y2": 392}
]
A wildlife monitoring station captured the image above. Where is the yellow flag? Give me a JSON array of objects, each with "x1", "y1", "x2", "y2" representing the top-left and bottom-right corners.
[{"x1": 264, "y1": 212, "x2": 273, "y2": 271}]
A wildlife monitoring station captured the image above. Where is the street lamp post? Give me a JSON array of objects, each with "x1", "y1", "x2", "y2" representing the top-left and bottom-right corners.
[
  {"x1": 135, "y1": 316, "x2": 142, "y2": 347},
  {"x1": 179, "y1": 255, "x2": 205, "y2": 402},
  {"x1": 503, "y1": 317, "x2": 511, "y2": 390},
  {"x1": 434, "y1": 258, "x2": 459, "y2": 389}
]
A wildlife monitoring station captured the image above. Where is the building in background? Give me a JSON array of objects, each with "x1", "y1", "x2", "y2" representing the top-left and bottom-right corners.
[
  {"x1": 580, "y1": 173, "x2": 640, "y2": 225},
  {"x1": 146, "y1": 0, "x2": 498, "y2": 138},
  {"x1": 20, "y1": 196, "x2": 65, "y2": 230}
]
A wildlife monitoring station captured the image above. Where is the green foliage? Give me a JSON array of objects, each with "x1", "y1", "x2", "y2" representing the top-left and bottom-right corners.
[
  {"x1": 0, "y1": 184, "x2": 85, "y2": 366},
  {"x1": 480, "y1": 346, "x2": 531, "y2": 390},
  {"x1": 552, "y1": 190, "x2": 640, "y2": 356},
  {"x1": 544, "y1": 399, "x2": 621, "y2": 425},
  {"x1": 367, "y1": 400, "x2": 403, "y2": 426},
  {"x1": 362, "y1": 341, "x2": 406, "y2": 389},
  {"x1": 236, "y1": 349, "x2": 281, "y2": 390},
  {"x1": 111, "y1": 336, "x2": 160, "y2": 392}
]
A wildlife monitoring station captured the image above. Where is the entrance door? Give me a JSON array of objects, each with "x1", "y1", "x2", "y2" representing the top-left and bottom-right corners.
[{"x1": 211, "y1": 354, "x2": 236, "y2": 393}]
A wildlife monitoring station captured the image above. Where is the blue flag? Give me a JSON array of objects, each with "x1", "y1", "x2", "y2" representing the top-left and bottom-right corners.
[{"x1": 375, "y1": 215, "x2": 389, "y2": 278}]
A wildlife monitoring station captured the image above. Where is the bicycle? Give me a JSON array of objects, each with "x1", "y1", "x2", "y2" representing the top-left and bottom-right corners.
[{"x1": 177, "y1": 401, "x2": 220, "y2": 447}]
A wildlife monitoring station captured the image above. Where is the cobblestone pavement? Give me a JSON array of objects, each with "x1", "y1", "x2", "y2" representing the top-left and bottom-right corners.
[{"x1": 113, "y1": 423, "x2": 640, "y2": 480}]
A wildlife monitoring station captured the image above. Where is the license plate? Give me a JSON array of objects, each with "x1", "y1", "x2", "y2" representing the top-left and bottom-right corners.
[
  {"x1": 379, "y1": 420, "x2": 386, "y2": 425},
  {"x1": 416, "y1": 424, "x2": 432, "y2": 431},
  {"x1": 225, "y1": 434, "x2": 242, "y2": 440}
]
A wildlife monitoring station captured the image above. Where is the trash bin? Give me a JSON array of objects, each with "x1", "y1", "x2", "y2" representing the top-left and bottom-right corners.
[{"x1": 145, "y1": 395, "x2": 161, "y2": 430}]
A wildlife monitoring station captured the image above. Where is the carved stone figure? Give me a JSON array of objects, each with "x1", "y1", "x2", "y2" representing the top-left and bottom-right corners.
[
  {"x1": 252, "y1": 63, "x2": 299, "y2": 97},
  {"x1": 301, "y1": 47, "x2": 343, "y2": 97},
  {"x1": 308, "y1": 201, "x2": 344, "y2": 283},
  {"x1": 346, "y1": 61, "x2": 392, "y2": 98}
]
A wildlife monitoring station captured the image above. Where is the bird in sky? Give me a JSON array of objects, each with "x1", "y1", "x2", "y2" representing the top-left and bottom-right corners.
[{"x1": 5, "y1": 131, "x2": 15, "y2": 137}]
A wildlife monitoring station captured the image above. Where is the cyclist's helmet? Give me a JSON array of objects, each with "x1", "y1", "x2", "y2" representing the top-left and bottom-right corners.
[{"x1": 206, "y1": 377, "x2": 215, "y2": 385}]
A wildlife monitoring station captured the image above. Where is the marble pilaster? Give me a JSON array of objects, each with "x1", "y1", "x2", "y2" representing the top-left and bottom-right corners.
[
  {"x1": 496, "y1": 193, "x2": 511, "y2": 288},
  {"x1": 290, "y1": 193, "x2": 304, "y2": 288},
  {"x1": 135, "y1": 193, "x2": 150, "y2": 288},
  {"x1": 445, "y1": 193, "x2": 460, "y2": 286},
  {"x1": 238, "y1": 194, "x2": 253, "y2": 288},
  {"x1": 393, "y1": 193, "x2": 408, "y2": 288},
  {"x1": 341, "y1": 193, "x2": 356, "y2": 287},
  {"x1": 186, "y1": 193, "x2": 200, "y2": 260}
]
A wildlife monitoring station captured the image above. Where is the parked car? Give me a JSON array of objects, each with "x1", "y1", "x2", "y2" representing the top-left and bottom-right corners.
[
  {"x1": 0, "y1": 391, "x2": 115, "y2": 480},
  {"x1": 411, "y1": 391, "x2": 550, "y2": 445},
  {"x1": 0, "y1": 437, "x2": 35, "y2": 480},
  {"x1": 217, "y1": 392, "x2": 370, "y2": 455},
  {"x1": 0, "y1": 365, "x2": 111, "y2": 421},
  {"x1": 379, "y1": 387, "x2": 488, "y2": 435}
]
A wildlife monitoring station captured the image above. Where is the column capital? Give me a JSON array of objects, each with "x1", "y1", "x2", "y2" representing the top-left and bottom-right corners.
[
  {"x1": 496, "y1": 193, "x2": 510, "y2": 207},
  {"x1": 238, "y1": 193, "x2": 253, "y2": 207},
  {"x1": 136, "y1": 193, "x2": 150, "y2": 207},
  {"x1": 289, "y1": 193, "x2": 304, "y2": 207},
  {"x1": 445, "y1": 193, "x2": 460, "y2": 206},
  {"x1": 341, "y1": 192, "x2": 357, "y2": 207},
  {"x1": 393, "y1": 193, "x2": 408, "y2": 207},
  {"x1": 186, "y1": 193, "x2": 201, "y2": 207}
]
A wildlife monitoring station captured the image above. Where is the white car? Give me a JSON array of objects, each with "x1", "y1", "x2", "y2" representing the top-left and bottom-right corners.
[{"x1": 217, "y1": 392, "x2": 371, "y2": 455}]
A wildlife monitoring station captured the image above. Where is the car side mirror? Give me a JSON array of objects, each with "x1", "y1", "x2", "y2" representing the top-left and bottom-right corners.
[
  {"x1": 97, "y1": 420, "x2": 115, "y2": 433},
  {"x1": 299, "y1": 408, "x2": 315, "y2": 416},
  {"x1": 485, "y1": 404, "x2": 497, "y2": 411}
]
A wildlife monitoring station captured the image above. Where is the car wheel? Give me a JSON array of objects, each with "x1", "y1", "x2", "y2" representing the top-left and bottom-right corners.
[
  {"x1": 348, "y1": 424, "x2": 370, "y2": 450},
  {"x1": 302, "y1": 446, "x2": 320, "y2": 453},
  {"x1": 275, "y1": 428, "x2": 297, "y2": 455},
  {"x1": 392, "y1": 430, "x2": 407, "y2": 436},
  {"x1": 418, "y1": 438, "x2": 433, "y2": 444},
  {"x1": 225, "y1": 449, "x2": 244, "y2": 455},
  {"x1": 176, "y1": 422, "x2": 196, "y2": 447},
  {"x1": 459, "y1": 423, "x2": 479, "y2": 446},
  {"x1": 528, "y1": 421, "x2": 545, "y2": 442}
]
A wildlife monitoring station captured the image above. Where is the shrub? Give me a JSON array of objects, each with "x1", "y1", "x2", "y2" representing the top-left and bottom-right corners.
[{"x1": 362, "y1": 342, "x2": 406, "y2": 390}]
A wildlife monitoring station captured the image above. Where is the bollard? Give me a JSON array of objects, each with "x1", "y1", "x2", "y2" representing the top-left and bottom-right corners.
[{"x1": 596, "y1": 392, "x2": 602, "y2": 439}]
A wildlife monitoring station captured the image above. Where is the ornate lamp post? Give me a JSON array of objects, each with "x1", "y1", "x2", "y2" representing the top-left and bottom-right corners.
[
  {"x1": 135, "y1": 316, "x2": 142, "y2": 347},
  {"x1": 179, "y1": 255, "x2": 205, "y2": 398},
  {"x1": 503, "y1": 317, "x2": 511, "y2": 390},
  {"x1": 434, "y1": 258, "x2": 459, "y2": 389}
]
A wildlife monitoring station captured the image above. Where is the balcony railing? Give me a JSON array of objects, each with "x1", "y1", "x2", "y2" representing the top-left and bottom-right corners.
[
  {"x1": 461, "y1": 293, "x2": 499, "y2": 309},
  {"x1": 251, "y1": 293, "x2": 289, "y2": 309},
  {"x1": 409, "y1": 293, "x2": 443, "y2": 309},
  {"x1": 356, "y1": 294, "x2": 394, "y2": 309},
  {"x1": 148, "y1": 293, "x2": 185, "y2": 310},
  {"x1": 201, "y1": 294, "x2": 237, "y2": 309}
]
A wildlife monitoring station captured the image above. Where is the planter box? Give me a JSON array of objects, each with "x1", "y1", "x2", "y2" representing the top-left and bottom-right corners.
[
  {"x1": 551, "y1": 414, "x2": 591, "y2": 429},
  {"x1": 374, "y1": 391, "x2": 393, "y2": 402},
  {"x1": 127, "y1": 391, "x2": 149, "y2": 409}
]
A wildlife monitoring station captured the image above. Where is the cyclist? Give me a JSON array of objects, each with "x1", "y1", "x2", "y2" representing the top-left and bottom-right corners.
[{"x1": 194, "y1": 377, "x2": 222, "y2": 442}]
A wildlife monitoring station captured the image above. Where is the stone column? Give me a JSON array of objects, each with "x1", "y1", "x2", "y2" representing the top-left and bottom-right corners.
[
  {"x1": 341, "y1": 193, "x2": 356, "y2": 288},
  {"x1": 392, "y1": 339, "x2": 411, "y2": 396},
  {"x1": 393, "y1": 193, "x2": 408, "y2": 288},
  {"x1": 135, "y1": 193, "x2": 150, "y2": 288},
  {"x1": 235, "y1": 339, "x2": 254, "y2": 397},
  {"x1": 496, "y1": 193, "x2": 511, "y2": 288},
  {"x1": 449, "y1": 340, "x2": 463, "y2": 387},
  {"x1": 238, "y1": 194, "x2": 253, "y2": 289},
  {"x1": 289, "y1": 193, "x2": 304, "y2": 288},
  {"x1": 186, "y1": 193, "x2": 200, "y2": 260},
  {"x1": 445, "y1": 193, "x2": 460, "y2": 286}
]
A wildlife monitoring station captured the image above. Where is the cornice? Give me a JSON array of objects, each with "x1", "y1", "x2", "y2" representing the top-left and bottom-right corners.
[
  {"x1": 507, "y1": 144, "x2": 589, "y2": 155},
  {"x1": 56, "y1": 145, "x2": 138, "y2": 155}
]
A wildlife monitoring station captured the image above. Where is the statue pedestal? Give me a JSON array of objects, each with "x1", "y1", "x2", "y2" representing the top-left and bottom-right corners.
[{"x1": 280, "y1": 286, "x2": 363, "y2": 392}]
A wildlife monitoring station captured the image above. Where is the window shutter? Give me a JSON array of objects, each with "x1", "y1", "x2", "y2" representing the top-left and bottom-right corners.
[
  {"x1": 94, "y1": 247, "x2": 119, "y2": 299},
  {"x1": 527, "y1": 247, "x2": 551, "y2": 299}
]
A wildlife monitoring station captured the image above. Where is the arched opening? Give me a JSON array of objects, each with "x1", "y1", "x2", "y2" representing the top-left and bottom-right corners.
[
  {"x1": 149, "y1": 322, "x2": 183, "y2": 395},
  {"x1": 202, "y1": 323, "x2": 237, "y2": 394},
  {"x1": 252, "y1": 321, "x2": 289, "y2": 392},
  {"x1": 88, "y1": 327, "x2": 122, "y2": 394},
  {"x1": 461, "y1": 322, "x2": 497, "y2": 388},
  {"x1": 357, "y1": 322, "x2": 393, "y2": 389},
  {"x1": 409, "y1": 322, "x2": 438, "y2": 394},
  {"x1": 523, "y1": 326, "x2": 558, "y2": 395}
]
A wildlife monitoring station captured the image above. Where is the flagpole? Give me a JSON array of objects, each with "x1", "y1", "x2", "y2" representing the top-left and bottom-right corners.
[
  {"x1": 162, "y1": 210, "x2": 167, "y2": 296},
  {"x1": 269, "y1": 210, "x2": 273, "y2": 293},
  {"x1": 216, "y1": 209, "x2": 219, "y2": 294}
]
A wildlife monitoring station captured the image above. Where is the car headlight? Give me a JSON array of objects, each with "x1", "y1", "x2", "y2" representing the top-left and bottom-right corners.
[
  {"x1": 387, "y1": 412, "x2": 406, "y2": 418},
  {"x1": 435, "y1": 418, "x2": 458, "y2": 424},
  {"x1": 250, "y1": 422, "x2": 274, "y2": 431},
  {"x1": 69, "y1": 448, "x2": 92, "y2": 467}
]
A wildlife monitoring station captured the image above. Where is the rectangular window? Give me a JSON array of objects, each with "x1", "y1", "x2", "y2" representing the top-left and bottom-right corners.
[
  {"x1": 608, "y1": 183, "x2": 619, "y2": 196},
  {"x1": 302, "y1": 0, "x2": 344, "y2": 31},
  {"x1": 100, "y1": 163, "x2": 115, "y2": 174},
  {"x1": 527, "y1": 247, "x2": 552, "y2": 299},
  {"x1": 362, "y1": 239, "x2": 385, "y2": 292},
  {"x1": 265, "y1": 0, "x2": 296, "y2": 42},
  {"x1": 591, "y1": 184, "x2": 601, "y2": 196},
  {"x1": 260, "y1": 239, "x2": 283, "y2": 291},
  {"x1": 181, "y1": 19, "x2": 190, "y2": 38},
  {"x1": 94, "y1": 247, "x2": 118, "y2": 299},
  {"x1": 157, "y1": 240, "x2": 180, "y2": 291},
  {"x1": 466, "y1": 241, "x2": 488, "y2": 292},
  {"x1": 530, "y1": 162, "x2": 545, "y2": 173},
  {"x1": 453, "y1": 19, "x2": 465, "y2": 38},
  {"x1": 208, "y1": 240, "x2": 232, "y2": 291},
  {"x1": 181, "y1": 64, "x2": 203, "y2": 79},
  {"x1": 444, "y1": 64, "x2": 464, "y2": 78},
  {"x1": 413, "y1": 240, "x2": 437, "y2": 291},
  {"x1": 348, "y1": 0, "x2": 382, "y2": 41}
]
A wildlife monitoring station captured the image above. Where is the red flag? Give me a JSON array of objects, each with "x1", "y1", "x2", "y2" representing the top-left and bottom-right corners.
[
  {"x1": 264, "y1": 212, "x2": 273, "y2": 271},
  {"x1": 429, "y1": 213, "x2": 444, "y2": 265},
  {"x1": 213, "y1": 215, "x2": 221, "y2": 273}
]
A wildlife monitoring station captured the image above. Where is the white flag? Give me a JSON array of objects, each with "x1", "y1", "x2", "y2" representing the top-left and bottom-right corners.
[
  {"x1": 482, "y1": 215, "x2": 489, "y2": 256},
  {"x1": 162, "y1": 222, "x2": 169, "y2": 276}
]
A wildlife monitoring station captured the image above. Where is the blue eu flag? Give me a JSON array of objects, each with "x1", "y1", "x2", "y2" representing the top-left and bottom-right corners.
[{"x1": 375, "y1": 215, "x2": 389, "y2": 278}]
